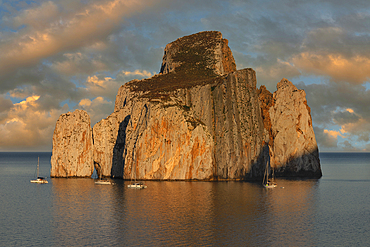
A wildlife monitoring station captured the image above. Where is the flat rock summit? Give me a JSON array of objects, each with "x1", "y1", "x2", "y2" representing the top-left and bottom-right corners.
[{"x1": 50, "y1": 31, "x2": 322, "y2": 180}]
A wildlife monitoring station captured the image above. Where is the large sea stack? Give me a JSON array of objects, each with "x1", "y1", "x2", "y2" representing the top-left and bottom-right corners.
[
  {"x1": 50, "y1": 31, "x2": 322, "y2": 179},
  {"x1": 50, "y1": 110, "x2": 94, "y2": 177}
]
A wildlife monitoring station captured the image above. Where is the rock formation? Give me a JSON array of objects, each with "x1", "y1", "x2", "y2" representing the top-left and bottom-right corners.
[
  {"x1": 51, "y1": 31, "x2": 322, "y2": 179},
  {"x1": 267, "y1": 79, "x2": 322, "y2": 177},
  {"x1": 50, "y1": 110, "x2": 94, "y2": 177}
]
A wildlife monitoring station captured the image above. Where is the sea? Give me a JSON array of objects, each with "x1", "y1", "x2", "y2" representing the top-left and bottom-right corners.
[{"x1": 0, "y1": 152, "x2": 369, "y2": 247}]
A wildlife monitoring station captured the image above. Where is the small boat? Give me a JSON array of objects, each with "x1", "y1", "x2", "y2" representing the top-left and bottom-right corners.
[
  {"x1": 127, "y1": 182, "x2": 147, "y2": 189},
  {"x1": 95, "y1": 179, "x2": 112, "y2": 185},
  {"x1": 94, "y1": 170, "x2": 112, "y2": 185},
  {"x1": 263, "y1": 180, "x2": 277, "y2": 188},
  {"x1": 263, "y1": 158, "x2": 277, "y2": 188},
  {"x1": 30, "y1": 157, "x2": 48, "y2": 184},
  {"x1": 127, "y1": 162, "x2": 147, "y2": 189}
]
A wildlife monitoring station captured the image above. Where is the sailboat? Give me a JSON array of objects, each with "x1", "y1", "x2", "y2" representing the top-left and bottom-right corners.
[
  {"x1": 263, "y1": 158, "x2": 277, "y2": 188},
  {"x1": 95, "y1": 173, "x2": 112, "y2": 185},
  {"x1": 30, "y1": 157, "x2": 48, "y2": 184},
  {"x1": 127, "y1": 162, "x2": 147, "y2": 189}
]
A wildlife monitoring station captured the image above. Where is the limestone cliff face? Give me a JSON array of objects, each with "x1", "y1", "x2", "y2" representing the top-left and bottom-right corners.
[
  {"x1": 50, "y1": 110, "x2": 94, "y2": 177},
  {"x1": 51, "y1": 31, "x2": 321, "y2": 179},
  {"x1": 267, "y1": 79, "x2": 322, "y2": 177},
  {"x1": 91, "y1": 31, "x2": 268, "y2": 180}
]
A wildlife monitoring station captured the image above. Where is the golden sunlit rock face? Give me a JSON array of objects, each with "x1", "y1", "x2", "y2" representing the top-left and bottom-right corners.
[
  {"x1": 51, "y1": 31, "x2": 322, "y2": 179},
  {"x1": 50, "y1": 110, "x2": 94, "y2": 177}
]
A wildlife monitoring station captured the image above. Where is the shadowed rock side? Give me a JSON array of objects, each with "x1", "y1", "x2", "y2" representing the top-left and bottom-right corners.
[
  {"x1": 50, "y1": 110, "x2": 94, "y2": 177},
  {"x1": 51, "y1": 31, "x2": 321, "y2": 179},
  {"x1": 262, "y1": 79, "x2": 322, "y2": 178},
  {"x1": 200, "y1": 69, "x2": 268, "y2": 179}
]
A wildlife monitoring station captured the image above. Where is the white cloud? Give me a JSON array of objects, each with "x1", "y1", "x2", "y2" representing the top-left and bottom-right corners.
[
  {"x1": 120, "y1": 70, "x2": 153, "y2": 78},
  {"x1": 0, "y1": 96, "x2": 67, "y2": 151},
  {"x1": 78, "y1": 97, "x2": 113, "y2": 125}
]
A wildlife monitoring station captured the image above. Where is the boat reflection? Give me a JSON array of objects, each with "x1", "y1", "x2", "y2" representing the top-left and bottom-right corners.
[{"x1": 51, "y1": 179, "x2": 319, "y2": 246}]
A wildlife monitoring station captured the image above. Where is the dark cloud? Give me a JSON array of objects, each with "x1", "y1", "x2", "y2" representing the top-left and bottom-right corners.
[
  {"x1": 296, "y1": 81, "x2": 370, "y2": 124},
  {"x1": 333, "y1": 111, "x2": 360, "y2": 125},
  {"x1": 314, "y1": 126, "x2": 338, "y2": 149},
  {"x1": 296, "y1": 80, "x2": 370, "y2": 151},
  {"x1": 340, "y1": 140, "x2": 358, "y2": 151},
  {"x1": 0, "y1": 96, "x2": 12, "y2": 113},
  {"x1": 357, "y1": 132, "x2": 370, "y2": 143}
]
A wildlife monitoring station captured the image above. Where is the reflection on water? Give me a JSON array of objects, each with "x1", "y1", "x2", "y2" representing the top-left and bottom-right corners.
[
  {"x1": 50, "y1": 179, "x2": 319, "y2": 246},
  {"x1": 51, "y1": 179, "x2": 121, "y2": 246},
  {"x1": 265, "y1": 180, "x2": 319, "y2": 246},
  {"x1": 1, "y1": 152, "x2": 369, "y2": 246}
]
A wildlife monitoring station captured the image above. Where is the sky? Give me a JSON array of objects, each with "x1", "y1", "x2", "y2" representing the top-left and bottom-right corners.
[{"x1": 0, "y1": 0, "x2": 369, "y2": 152}]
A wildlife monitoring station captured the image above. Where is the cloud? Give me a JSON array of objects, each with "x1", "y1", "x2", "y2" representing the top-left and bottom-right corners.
[
  {"x1": 121, "y1": 70, "x2": 153, "y2": 78},
  {"x1": 0, "y1": 95, "x2": 68, "y2": 151},
  {"x1": 324, "y1": 129, "x2": 345, "y2": 139},
  {"x1": 0, "y1": 96, "x2": 13, "y2": 113},
  {"x1": 53, "y1": 52, "x2": 109, "y2": 76},
  {"x1": 346, "y1": 108, "x2": 354, "y2": 113},
  {"x1": 296, "y1": 81, "x2": 370, "y2": 125},
  {"x1": 0, "y1": 0, "x2": 162, "y2": 78},
  {"x1": 290, "y1": 26, "x2": 370, "y2": 84},
  {"x1": 298, "y1": 81, "x2": 370, "y2": 150},
  {"x1": 314, "y1": 126, "x2": 338, "y2": 149},
  {"x1": 340, "y1": 140, "x2": 358, "y2": 152},
  {"x1": 1, "y1": 0, "x2": 370, "y2": 152},
  {"x1": 85, "y1": 75, "x2": 119, "y2": 101},
  {"x1": 85, "y1": 69, "x2": 154, "y2": 102},
  {"x1": 332, "y1": 108, "x2": 360, "y2": 125},
  {"x1": 0, "y1": 95, "x2": 13, "y2": 123},
  {"x1": 340, "y1": 118, "x2": 370, "y2": 142},
  {"x1": 78, "y1": 96, "x2": 113, "y2": 126},
  {"x1": 254, "y1": 59, "x2": 301, "y2": 90},
  {"x1": 292, "y1": 52, "x2": 370, "y2": 84},
  {"x1": 13, "y1": 1, "x2": 60, "y2": 30}
]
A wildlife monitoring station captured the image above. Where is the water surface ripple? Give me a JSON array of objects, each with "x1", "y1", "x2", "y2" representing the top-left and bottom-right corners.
[{"x1": 0, "y1": 152, "x2": 369, "y2": 246}]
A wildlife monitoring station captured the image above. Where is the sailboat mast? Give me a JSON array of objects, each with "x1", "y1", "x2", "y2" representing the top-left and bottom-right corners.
[
  {"x1": 134, "y1": 162, "x2": 136, "y2": 183},
  {"x1": 37, "y1": 156, "x2": 39, "y2": 178},
  {"x1": 263, "y1": 162, "x2": 267, "y2": 184}
]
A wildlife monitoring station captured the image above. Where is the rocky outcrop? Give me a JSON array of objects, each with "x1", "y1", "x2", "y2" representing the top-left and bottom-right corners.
[
  {"x1": 50, "y1": 110, "x2": 94, "y2": 177},
  {"x1": 93, "y1": 67, "x2": 269, "y2": 180},
  {"x1": 51, "y1": 31, "x2": 322, "y2": 179},
  {"x1": 266, "y1": 79, "x2": 322, "y2": 177},
  {"x1": 258, "y1": 85, "x2": 274, "y2": 145},
  {"x1": 92, "y1": 31, "x2": 268, "y2": 180},
  {"x1": 159, "y1": 31, "x2": 236, "y2": 76}
]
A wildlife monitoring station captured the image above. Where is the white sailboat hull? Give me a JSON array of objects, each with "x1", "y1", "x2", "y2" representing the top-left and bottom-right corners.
[
  {"x1": 31, "y1": 157, "x2": 48, "y2": 184},
  {"x1": 30, "y1": 178, "x2": 48, "y2": 184},
  {"x1": 95, "y1": 180, "x2": 112, "y2": 185},
  {"x1": 263, "y1": 183, "x2": 277, "y2": 188},
  {"x1": 127, "y1": 183, "x2": 147, "y2": 189}
]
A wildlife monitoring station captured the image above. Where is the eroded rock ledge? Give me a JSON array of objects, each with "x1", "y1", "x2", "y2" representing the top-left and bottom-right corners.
[{"x1": 50, "y1": 31, "x2": 322, "y2": 179}]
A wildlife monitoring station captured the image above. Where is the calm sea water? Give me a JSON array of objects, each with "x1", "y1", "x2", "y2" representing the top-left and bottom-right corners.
[{"x1": 0, "y1": 152, "x2": 369, "y2": 246}]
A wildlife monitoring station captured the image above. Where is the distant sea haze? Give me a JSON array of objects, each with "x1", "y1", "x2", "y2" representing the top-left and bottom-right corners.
[{"x1": 0, "y1": 152, "x2": 369, "y2": 246}]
